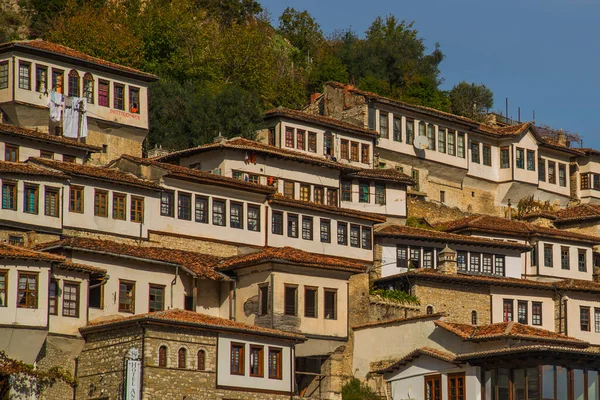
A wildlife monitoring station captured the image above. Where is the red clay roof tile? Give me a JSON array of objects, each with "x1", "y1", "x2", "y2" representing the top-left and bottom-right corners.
[
  {"x1": 0, "y1": 123, "x2": 101, "y2": 152},
  {"x1": 0, "y1": 161, "x2": 68, "y2": 178},
  {"x1": 346, "y1": 168, "x2": 414, "y2": 184},
  {"x1": 0, "y1": 243, "x2": 64, "y2": 262},
  {"x1": 371, "y1": 347, "x2": 457, "y2": 373},
  {"x1": 81, "y1": 309, "x2": 305, "y2": 341}
]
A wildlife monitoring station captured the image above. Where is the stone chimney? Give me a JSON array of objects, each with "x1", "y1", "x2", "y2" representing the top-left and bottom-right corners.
[
  {"x1": 557, "y1": 130, "x2": 567, "y2": 146},
  {"x1": 593, "y1": 266, "x2": 600, "y2": 283},
  {"x1": 438, "y1": 245, "x2": 457, "y2": 275}
]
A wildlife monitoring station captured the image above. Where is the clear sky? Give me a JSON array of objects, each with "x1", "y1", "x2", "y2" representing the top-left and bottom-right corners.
[{"x1": 259, "y1": 0, "x2": 600, "y2": 149}]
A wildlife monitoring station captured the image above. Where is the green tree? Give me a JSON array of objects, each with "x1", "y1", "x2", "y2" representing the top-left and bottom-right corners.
[
  {"x1": 278, "y1": 7, "x2": 324, "y2": 65},
  {"x1": 341, "y1": 378, "x2": 380, "y2": 400},
  {"x1": 148, "y1": 80, "x2": 261, "y2": 151},
  {"x1": 0, "y1": 2, "x2": 30, "y2": 42},
  {"x1": 193, "y1": 0, "x2": 262, "y2": 26},
  {"x1": 449, "y1": 81, "x2": 494, "y2": 121}
]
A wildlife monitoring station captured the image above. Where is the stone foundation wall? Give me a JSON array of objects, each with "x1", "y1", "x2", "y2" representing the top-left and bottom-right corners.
[
  {"x1": 412, "y1": 280, "x2": 491, "y2": 325},
  {"x1": 0, "y1": 229, "x2": 60, "y2": 248},
  {"x1": 35, "y1": 337, "x2": 80, "y2": 400}
]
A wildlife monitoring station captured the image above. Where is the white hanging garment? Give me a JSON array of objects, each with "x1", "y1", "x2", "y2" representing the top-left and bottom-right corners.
[
  {"x1": 49, "y1": 90, "x2": 63, "y2": 122},
  {"x1": 78, "y1": 98, "x2": 88, "y2": 138},
  {"x1": 63, "y1": 96, "x2": 77, "y2": 138}
]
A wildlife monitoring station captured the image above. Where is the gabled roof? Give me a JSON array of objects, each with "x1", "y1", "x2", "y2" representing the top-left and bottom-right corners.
[
  {"x1": 438, "y1": 215, "x2": 600, "y2": 244},
  {"x1": 215, "y1": 246, "x2": 368, "y2": 274},
  {"x1": 434, "y1": 321, "x2": 587, "y2": 347},
  {"x1": 375, "y1": 224, "x2": 531, "y2": 251},
  {"x1": 0, "y1": 123, "x2": 101, "y2": 152},
  {"x1": 0, "y1": 40, "x2": 158, "y2": 81},
  {"x1": 28, "y1": 157, "x2": 161, "y2": 190},
  {"x1": 371, "y1": 347, "x2": 457, "y2": 374},
  {"x1": 345, "y1": 168, "x2": 414, "y2": 185},
  {"x1": 551, "y1": 204, "x2": 600, "y2": 224},
  {"x1": 264, "y1": 107, "x2": 379, "y2": 138},
  {"x1": 268, "y1": 194, "x2": 386, "y2": 223},
  {"x1": 37, "y1": 237, "x2": 227, "y2": 281},
  {"x1": 0, "y1": 160, "x2": 68, "y2": 178},
  {"x1": 155, "y1": 137, "x2": 362, "y2": 171},
  {"x1": 81, "y1": 309, "x2": 305, "y2": 341},
  {"x1": 376, "y1": 268, "x2": 600, "y2": 295},
  {"x1": 114, "y1": 155, "x2": 276, "y2": 195}
]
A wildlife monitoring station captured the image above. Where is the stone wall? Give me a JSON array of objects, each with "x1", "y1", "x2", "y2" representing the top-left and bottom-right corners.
[
  {"x1": 0, "y1": 229, "x2": 60, "y2": 248},
  {"x1": 407, "y1": 195, "x2": 470, "y2": 225},
  {"x1": 33, "y1": 336, "x2": 80, "y2": 400},
  {"x1": 411, "y1": 280, "x2": 491, "y2": 325}
]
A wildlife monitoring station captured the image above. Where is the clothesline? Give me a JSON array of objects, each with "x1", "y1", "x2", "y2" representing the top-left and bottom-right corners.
[{"x1": 49, "y1": 90, "x2": 88, "y2": 139}]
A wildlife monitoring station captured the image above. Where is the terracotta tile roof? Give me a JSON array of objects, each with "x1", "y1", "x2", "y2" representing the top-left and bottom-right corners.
[
  {"x1": 353, "y1": 312, "x2": 446, "y2": 330},
  {"x1": 438, "y1": 215, "x2": 600, "y2": 244},
  {"x1": 434, "y1": 321, "x2": 587, "y2": 346},
  {"x1": 376, "y1": 268, "x2": 555, "y2": 290},
  {"x1": 56, "y1": 261, "x2": 106, "y2": 276},
  {"x1": 115, "y1": 155, "x2": 276, "y2": 195},
  {"x1": 371, "y1": 347, "x2": 457, "y2": 373},
  {"x1": 0, "y1": 123, "x2": 101, "y2": 152},
  {"x1": 268, "y1": 194, "x2": 386, "y2": 223},
  {"x1": 264, "y1": 107, "x2": 379, "y2": 138},
  {"x1": 377, "y1": 268, "x2": 600, "y2": 295},
  {"x1": 28, "y1": 157, "x2": 161, "y2": 190},
  {"x1": 0, "y1": 243, "x2": 64, "y2": 262},
  {"x1": 216, "y1": 246, "x2": 368, "y2": 273},
  {"x1": 37, "y1": 237, "x2": 227, "y2": 280},
  {"x1": 156, "y1": 137, "x2": 363, "y2": 171},
  {"x1": 81, "y1": 309, "x2": 305, "y2": 341},
  {"x1": 346, "y1": 168, "x2": 414, "y2": 185},
  {"x1": 456, "y1": 345, "x2": 600, "y2": 361},
  {"x1": 0, "y1": 161, "x2": 68, "y2": 178},
  {"x1": 375, "y1": 224, "x2": 531, "y2": 251},
  {"x1": 0, "y1": 40, "x2": 158, "y2": 81},
  {"x1": 551, "y1": 204, "x2": 600, "y2": 224}
]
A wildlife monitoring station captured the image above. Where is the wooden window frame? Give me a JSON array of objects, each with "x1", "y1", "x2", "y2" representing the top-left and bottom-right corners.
[
  {"x1": 350, "y1": 141, "x2": 359, "y2": 162},
  {"x1": 40, "y1": 150, "x2": 54, "y2": 160},
  {"x1": 581, "y1": 306, "x2": 591, "y2": 332},
  {"x1": 307, "y1": 132, "x2": 317, "y2": 153},
  {"x1": 320, "y1": 219, "x2": 331, "y2": 243},
  {"x1": 114, "y1": 83, "x2": 125, "y2": 110},
  {"x1": 299, "y1": 184, "x2": 311, "y2": 202},
  {"x1": 62, "y1": 281, "x2": 80, "y2": 318},
  {"x1": 358, "y1": 181, "x2": 369, "y2": 203},
  {"x1": 578, "y1": 249, "x2": 587, "y2": 272},
  {"x1": 68, "y1": 69, "x2": 80, "y2": 97},
  {"x1": 160, "y1": 191, "x2": 174, "y2": 217},
  {"x1": 544, "y1": 244, "x2": 553, "y2": 268},
  {"x1": 527, "y1": 149, "x2": 536, "y2": 171},
  {"x1": 49, "y1": 279, "x2": 58, "y2": 315},
  {"x1": 69, "y1": 186, "x2": 84, "y2": 213},
  {"x1": 212, "y1": 198, "x2": 226, "y2": 226},
  {"x1": 503, "y1": 298, "x2": 514, "y2": 322},
  {"x1": 129, "y1": 86, "x2": 140, "y2": 114},
  {"x1": 112, "y1": 192, "x2": 126, "y2": 221},
  {"x1": 341, "y1": 181, "x2": 352, "y2": 202},
  {"x1": 375, "y1": 183, "x2": 386, "y2": 205},
  {"x1": 532, "y1": 302, "x2": 543, "y2": 326},
  {"x1": 17, "y1": 272, "x2": 38, "y2": 309},
  {"x1": 258, "y1": 284, "x2": 269, "y2": 316},
  {"x1": 361, "y1": 144, "x2": 370, "y2": 164},
  {"x1": 314, "y1": 186, "x2": 325, "y2": 204},
  {"x1": 285, "y1": 127, "x2": 294, "y2": 148},
  {"x1": 340, "y1": 139, "x2": 349, "y2": 160},
  {"x1": 296, "y1": 129, "x2": 305, "y2": 150},
  {"x1": 148, "y1": 284, "x2": 165, "y2": 312},
  {"x1": 482, "y1": 144, "x2": 492, "y2": 166},
  {"x1": 130, "y1": 196, "x2": 144, "y2": 223},
  {"x1": 471, "y1": 141, "x2": 480, "y2": 164},
  {"x1": 424, "y1": 374, "x2": 442, "y2": 400},
  {"x1": 178, "y1": 192, "x2": 192, "y2": 221},
  {"x1": 301, "y1": 216, "x2": 313, "y2": 241},
  {"x1": 197, "y1": 350, "x2": 206, "y2": 371},
  {"x1": 268, "y1": 347, "x2": 282, "y2": 380},
  {"x1": 2, "y1": 180, "x2": 17, "y2": 210},
  {"x1": 327, "y1": 188, "x2": 338, "y2": 206},
  {"x1": 230, "y1": 201, "x2": 243, "y2": 229},
  {"x1": 324, "y1": 288, "x2": 337, "y2": 320},
  {"x1": 337, "y1": 222, "x2": 348, "y2": 245},
  {"x1": 379, "y1": 112, "x2": 389, "y2": 138},
  {"x1": 548, "y1": 161, "x2": 556, "y2": 184},
  {"x1": 249, "y1": 345, "x2": 264, "y2": 377},
  {"x1": 23, "y1": 184, "x2": 39, "y2": 214},
  {"x1": 98, "y1": 79, "x2": 110, "y2": 107},
  {"x1": 516, "y1": 147, "x2": 525, "y2": 169},
  {"x1": 287, "y1": 214, "x2": 299, "y2": 238},
  {"x1": 304, "y1": 286, "x2": 318, "y2": 318},
  {"x1": 271, "y1": 211, "x2": 283, "y2": 235},
  {"x1": 83, "y1": 73, "x2": 94, "y2": 104},
  {"x1": 284, "y1": 284, "x2": 298, "y2": 316},
  {"x1": 283, "y1": 181, "x2": 295, "y2": 198},
  {"x1": 178, "y1": 347, "x2": 187, "y2": 369},
  {"x1": 18, "y1": 61, "x2": 31, "y2": 90},
  {"x1": 44, "y1": 187, "x2": 60, "y2": 217},
  {"x1": 195, "y1": 195, "x2": 209, "y2": 223},
  {"x1": 118, "y1": 280, "x2": 135, "y2": 313},
  {"x1": 158, "y1": 346, "x2": 167, "y2": 367},
  {"x1": 517, "y1": 300, "x2": 528, "y2": 324},
  {"x1": 94, "y1": 189, "x2": 108, "y2": 217},
  {"x1": 561, "y1": 246, "x2": 570, "y2": 270},
  {"x1": 558, "y1": 163, "x2": 567, "y2": 187},
  {"x1": 247, "y1": 204, "x2": 260, "y2": 232},
  {"x1": 5, "y1": 144, "x2": 18, "y2": 162},
  {"x1": 361, "y1": 227, "x2": 372, "y2": 250},
  {"x1": 0, "y1": 61, "x2": 8, "y2": 89},
  {"x1": 230, "y1": 342, "x2": 245, "y2": 375},
  {"x1": 35, "y1": 64, "x2": 48, "y2": 93},
  {"x1": 51, "y1": 68, "x2": 64, "y2": 93},
  {"x1": 447, "y1": 372, "x2": 466, "y2": 400}
]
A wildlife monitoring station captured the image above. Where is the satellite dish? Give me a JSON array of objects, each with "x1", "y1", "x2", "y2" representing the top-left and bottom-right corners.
[{"x1": 413, "y1": 135, "x2": 429, "y2": 150}]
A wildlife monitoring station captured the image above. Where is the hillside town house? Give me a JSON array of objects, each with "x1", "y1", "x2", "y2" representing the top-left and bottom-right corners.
[{"x1": 3, "y1": 39, "x2": 600, "y2": 400}]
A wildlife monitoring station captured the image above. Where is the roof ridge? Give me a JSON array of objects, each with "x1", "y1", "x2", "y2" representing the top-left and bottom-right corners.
[{"x1": 505, "y1": 321, "x2": 515, "y2": 335}]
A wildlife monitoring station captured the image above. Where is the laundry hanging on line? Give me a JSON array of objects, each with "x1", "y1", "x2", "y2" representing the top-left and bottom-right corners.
[
  {"x1": 63, "y1": 97, "x2": 88, "y2": 139},
  {"x1": 48, "y1": 90, "x2": 63, "y2": 123}
]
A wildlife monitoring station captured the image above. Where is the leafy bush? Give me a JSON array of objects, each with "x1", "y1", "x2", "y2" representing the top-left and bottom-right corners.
[
  {"x1": 341, "y1": 378, "x2": 380, "y2": 400},
  {"x1": 369, "y1": 286, "x2": 420, "y2": 305}
]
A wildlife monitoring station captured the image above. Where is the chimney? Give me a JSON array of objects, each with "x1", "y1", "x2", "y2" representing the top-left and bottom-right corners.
[
  {"x1": 438, "y1": 245, "x2": 457, "y2": 274},
  {"x1": 343, "y1": 84, "x2": 355, "y2": 93},
  {"x1": 558, "y1": 130, "x2": 567, "y2": 146},
  {"x1": 593, "y1": 266, "x2": 600, "y2": 283},
  {"x1": 214, "y1": 132, "x2": 225, "y2": 144},
  {"x1": 310, "y1": 92, "x2": 321, "y2": 104}
]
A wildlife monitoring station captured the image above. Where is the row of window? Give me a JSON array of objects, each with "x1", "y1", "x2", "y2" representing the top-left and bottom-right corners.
[
  {"x1": 424, "y1": 372, "x2": 465, "y2": 400},
  {"x1": 2, "y1": 181, "x2": 60, "y2": 216},
  {"x1": 157, "y1": 346, "x2": 207, "y2": 371},
  {"x1": 339, "y1": 139, "x2": 369, "y2": 164},
  {"x1": 258, "y1": 284, "x2": 338, "y2": 319},
  {"x1": 281, "y1": 180, "x2": 339, "y2": 205},
  {"x1": 502, "y1": 299, "x2": 543, "y2": 326},
  {"x1": 160, "y1": 191, "x2": 261, "y2": 231},
  {"x1": 580, "y1": 173, "x2": 600, "y2": 191},
  {"x1": 271, "y1": 211, "x2": 372, "y2": 249},
  {"x1": 538, "y1": 158, "x2": 567, "y2": 186},
  {"x1": 379, "y1": 114, "x2": 466, "y2": 158},
  {"x1": 533, "y1": 244, "x2": 587, "y2": 271},
  {"x1": 230, "y1": 343, "x2": 282, "y2": 379},
  {"x1": 116, "y1": 280, "x2": 166, "y2": 314},
  {"x1": 580, "y1": 306, "x2": 600, "y2": 333},
  {"x1": 278, "y1": 127, "x2": 345, "y2": 161},
  {"x1": 0, "y1": 271, "x2": 81, "y2": 317},
  {"x1": 0, "y1": 61, "x2": 141, "y2": 114},
  {"x1": 341, "y1": 180, "x2": 386, "y2": 205},
  {"x1": 4, "y1": 143, "x2": 76, "y2": 163},
  {"x1": 396, "y1": 246, "x2": 506, "y2": 276}
]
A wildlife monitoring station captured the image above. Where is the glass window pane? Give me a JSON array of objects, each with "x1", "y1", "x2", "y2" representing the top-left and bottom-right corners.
[
  {"x1": 513, "y1": 369, "x2": 526, "y2": 400},
  {"x1": 527, "y1": 367, "x2": 539, "y2": 400},
  {"x1": 588, "y1": 371, "x2": 598, "y2": 400},
  {"x1": 498, "y1": 368, "x2": 510, "y2": 400},
  {"x1": 484, "y1": 370, "x2": 493, "y2": 400},
  {"x1": 542, "y1": 365, "x2": 554, "y2": 400},
  {"x1": 573, "y1": 369, "x2": 584, "y2": 400},
  {"x1": 556, "y1": 366, "x2": 568, "y2": 400}
]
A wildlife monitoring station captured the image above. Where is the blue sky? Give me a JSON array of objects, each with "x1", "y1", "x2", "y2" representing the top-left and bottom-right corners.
[{"x1": 260, "y1": 0, "x2": 600, "y2": 149}]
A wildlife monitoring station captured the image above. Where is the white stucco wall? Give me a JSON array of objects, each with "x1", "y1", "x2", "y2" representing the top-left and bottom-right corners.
[{"x1": 490, "y1": 286, "x2": 555, "y2": 331}]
